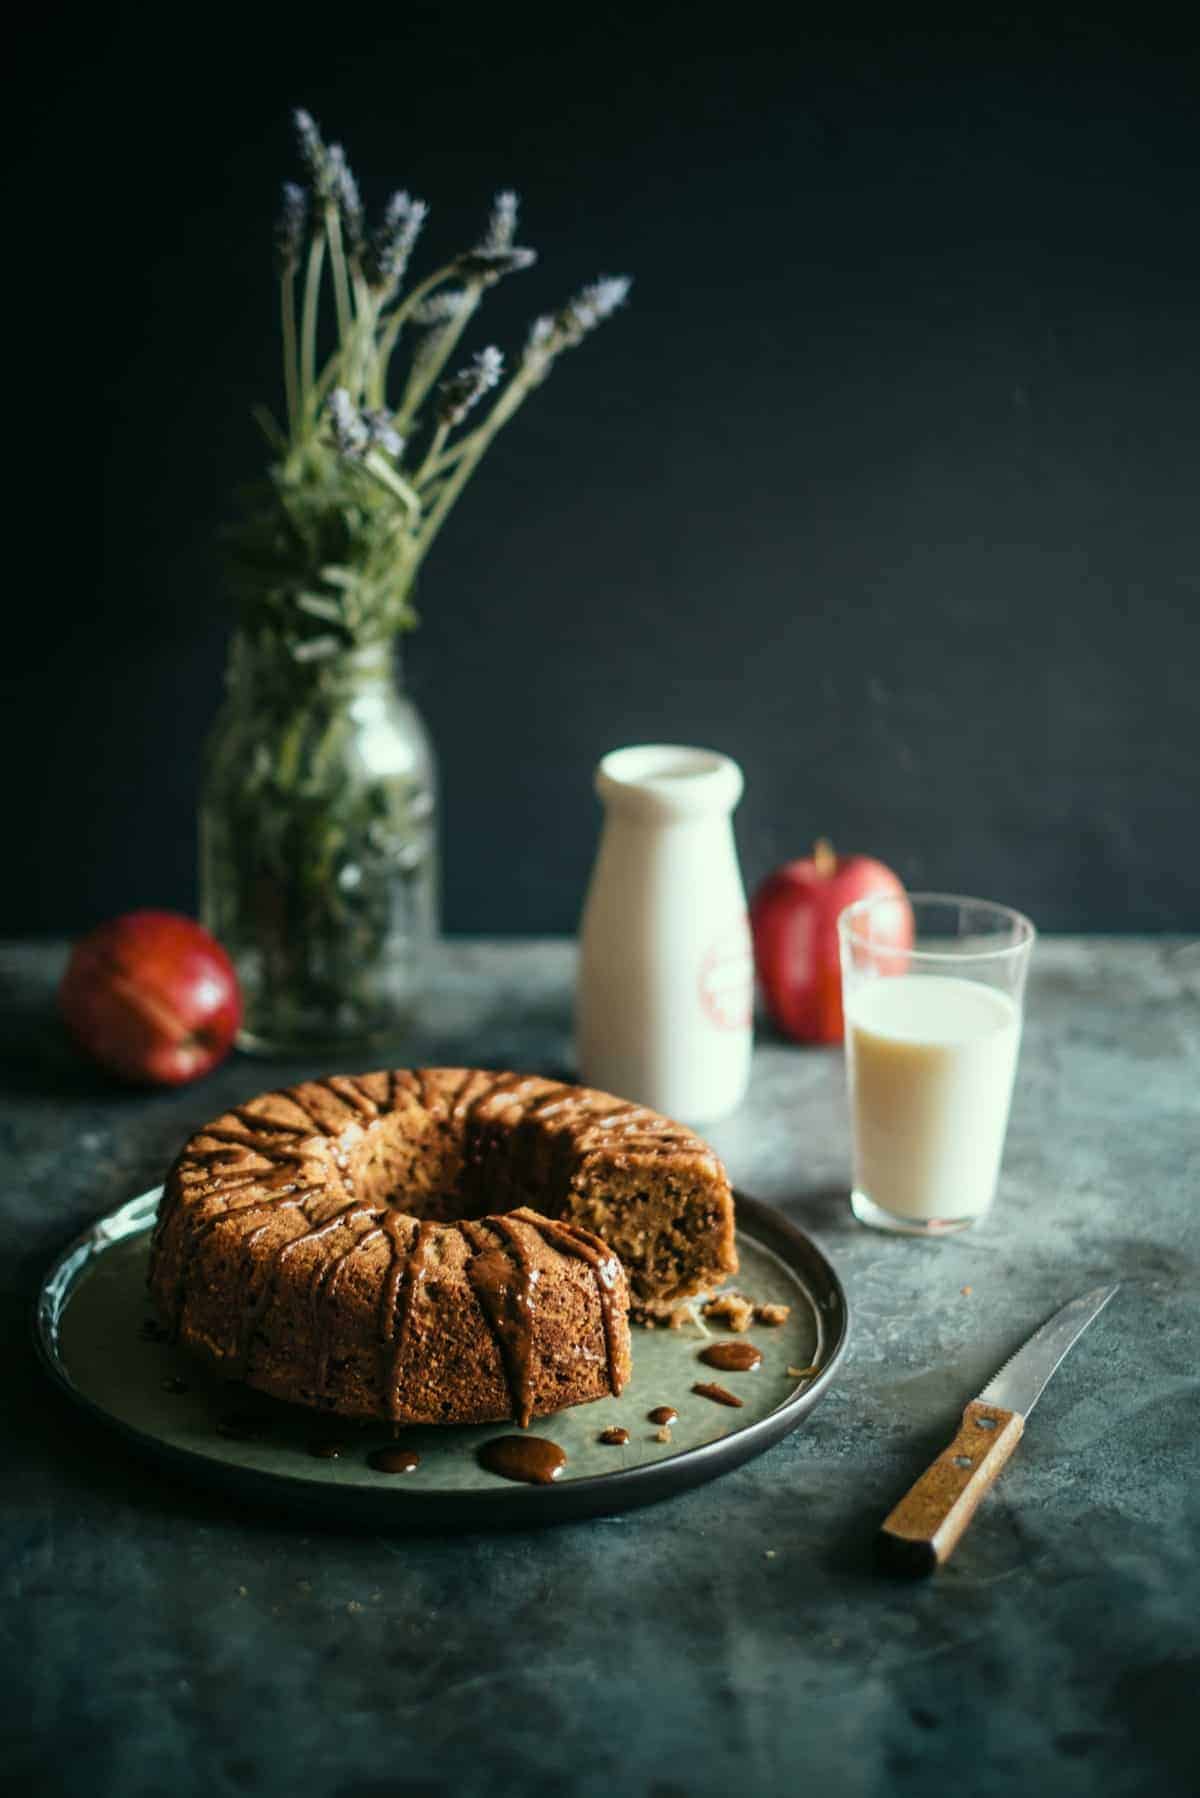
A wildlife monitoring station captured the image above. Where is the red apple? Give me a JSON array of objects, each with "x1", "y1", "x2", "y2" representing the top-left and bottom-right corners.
[
  {"x1": 59, "y1": 910, "x2": 242, "y2": 1086},
  {"x1": 751, "y1": 841, "x2": 909, "y2": 1043}
]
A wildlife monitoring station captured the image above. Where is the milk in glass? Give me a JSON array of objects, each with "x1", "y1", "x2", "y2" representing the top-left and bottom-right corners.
[{"x1": 845, "y1": 973, "x2": 1020, "y2": 1222}]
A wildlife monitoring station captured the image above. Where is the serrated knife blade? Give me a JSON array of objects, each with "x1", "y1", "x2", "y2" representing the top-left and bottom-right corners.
[
  {"x1": 879, "y1": 1283, "x2": 1120, "y2": 1576},
  {"x1": 978, "y1": 1282, "x2": 1120, "y2": 1418}
]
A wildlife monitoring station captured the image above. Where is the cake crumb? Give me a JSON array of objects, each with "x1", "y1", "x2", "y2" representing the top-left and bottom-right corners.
[
  {"x1": 702, "y1": 1291, "x2": 755, "y2": 1332},
  {"x1": 631, "y1": 1300, "x2": 709, "y2": 1334},
  {"x1": 655, "y1": 1426, "x2": 672, "y2": 1444},
  {"x1": 787, "y1": 1363, "x2": 820, "y2": 1379},
  {"x1": 764, "y1": 1549, "x2": 777, "y2": 1559},
  {"x1": 961, "y1": 1285, "x2": 973, "y2": 1297},
  {"x1": 755, "y1": 1302, "x2": 791, "y2": 1327}
]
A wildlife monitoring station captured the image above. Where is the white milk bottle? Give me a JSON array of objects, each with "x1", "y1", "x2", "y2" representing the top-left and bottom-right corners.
[{"x1": 576, "y1": 744, "x2": 753, "y2": 1123}]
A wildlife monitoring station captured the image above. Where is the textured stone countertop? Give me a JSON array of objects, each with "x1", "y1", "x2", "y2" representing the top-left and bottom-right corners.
[{"x1": 2, "y1": 937, "x2": 1196, "y2": 1797}]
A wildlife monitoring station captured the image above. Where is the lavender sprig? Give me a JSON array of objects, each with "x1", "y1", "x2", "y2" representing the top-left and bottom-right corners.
[
  {"x1": 413, "y1": 289, "x2": 469, "y2": 325},
  {"x1": 437, "y1": 347, "x2": 504, "y2": 426},
  {"x1": 366, "y1": 191, "x2": 428, "y2": 289},
  {"x1": 561, "y1": 275, "x2": 631, "y2": 343},
  {"x1": 362, "y1": 408, "x2": 405, "y2": 458},
  {"x1": 261, "y1": 108, "x2": 630, "y2": 637},
  {"x1": 480, "y1": 190, "x2": 519, "y2": 253},
  {"x1": 329, "y1": 147, "x2": 364, "y2": 258},
  {"x1": 328, "y1": 390, "x2": 406, "y2": 459},
  {"x1": 275, "y1": 182, "x2": 308, "y2": 271},
  {"x1": 524, "y1": 275, "x2": 631, "y2": 378},
  {"x1": 455, "y1": 246, "x2": 537, "y2": 283},
  {"x1": 525, "y1": 315, "x2": 556, "y2": 360},
  {"x1": 328, "y1": 388, "x2": 369, "y2": 456},
  {"x1": 294, "y1": 108, "x2": 336, "y2": 201}
]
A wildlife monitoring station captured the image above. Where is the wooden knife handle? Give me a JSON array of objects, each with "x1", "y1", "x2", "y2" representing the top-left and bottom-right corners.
[{"x1": 878, "y1": 1400, "x2": 1025, "y2": 1576}]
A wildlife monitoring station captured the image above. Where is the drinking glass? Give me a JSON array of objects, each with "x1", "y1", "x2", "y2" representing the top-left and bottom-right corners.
[{"x1": 838, "y1": 893, "x2": 1036, "y2": 1236}]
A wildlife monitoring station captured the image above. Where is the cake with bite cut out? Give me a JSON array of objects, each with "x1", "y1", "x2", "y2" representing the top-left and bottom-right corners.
[{"x1": 149, "y1": 1068, "x2": 737, "y2": 1425}]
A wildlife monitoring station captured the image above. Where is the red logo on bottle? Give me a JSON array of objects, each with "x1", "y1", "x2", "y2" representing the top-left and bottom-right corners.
[{"x1": 698, "y1": 918, "x2": 753, "y2": 1031}]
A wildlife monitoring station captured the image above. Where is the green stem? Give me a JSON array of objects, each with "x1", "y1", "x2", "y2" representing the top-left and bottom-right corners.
[
  {"x1": 394, "y1": 285, "x2": 481, "y2": 432},
  {"x1": 324, "y1": 202, "x2": 353, "y2": 346},
  {"x1": 310, "y1": 340, "x2": 350, "y2": 417},
  {"x1": 362, "y1": 450, "x2": 422, "y2": 515},
  {"x1": 414, "y1": 419, "x2": 450, "y2": 486},
  {"x1": 417, "y1": 330, "x2": 564, "y2": 481},
  {"x1": 415, "y1": 363, "x2": 536, "y2": 563},
  {"x1": 350, "y1": 274, "x2": 377, "y2": 399},
  {"x1": 300, "y1": 229, "x2": 327, "y2": 405},
  {"x1": 281, "y1": 266, "x2": 300, "y2": 437},
  {"x1": 370, "y1": 262, "x2": 462, "y2": 406},
  {"x1": 303, "y1": 243, "x2": 370, "y2": 424},
  {"x1": 417, "y1": 418, "x2": 485, "y2": 483}
]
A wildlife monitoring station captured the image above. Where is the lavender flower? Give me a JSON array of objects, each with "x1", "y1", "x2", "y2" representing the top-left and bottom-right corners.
[
  {"x1": 413, "y1": 289, "x2": 470, "y2": 325},
  {"x1": 455, "y1": 245, "x2": 537, "y2": 284},
  {"x1": 328, "y1": 390, "x2": 406, "y2": 459},
  {"x1": 362, "y1": 408, "x2": 405, "y2": 458},
  {"x1": 328, "y1": 388, "x2": 369, "y2": 456},
  {"x1": 525, "y1": 315, "x2": 555, "y2": 357},
  {"x1": 523, "y1": 276, "x2": 631, "y2": 378},
  {"x1": 560, "y1": 275, "x2": 631, "y2": 344},
  {"x1": 328, "y1": 145, "x2": 364, "y2": 254},
  {"x1": 365, "y1": 190, "x2": 428, "y2": 288},
  {"x1": 294, "y1": 108, "x2": 335, "y2": 200},
  {"x1": 438, "y1": 347, "x2": 504, "y2": 426},
  {"x1": 275, "y1": 181, "x2": 308, "y2": 270},
  {"x1": 480, "y1": 190, "x2": 519, "y2": 253}
]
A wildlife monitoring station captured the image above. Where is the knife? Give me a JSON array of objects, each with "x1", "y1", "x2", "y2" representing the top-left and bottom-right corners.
[{"x1": 878, "y1": 1283, "x2": 1119, "y2": 1575}]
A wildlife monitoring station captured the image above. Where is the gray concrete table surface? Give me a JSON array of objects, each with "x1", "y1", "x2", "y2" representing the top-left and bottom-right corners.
[{"x1": 1, "y1": 936, "x2": 1196, "y2": 1798}]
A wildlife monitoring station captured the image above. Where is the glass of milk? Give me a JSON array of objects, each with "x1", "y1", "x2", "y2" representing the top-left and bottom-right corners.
[{"x1": 838, "y1": 893, "x2": 1036, "y2": 1235}]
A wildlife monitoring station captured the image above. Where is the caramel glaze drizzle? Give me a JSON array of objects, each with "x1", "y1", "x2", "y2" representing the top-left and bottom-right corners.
[
  {"x1": 479, "y1": 1436, "x2": 566, "y2": 1485},
  {"x1": 459, "y1": 1217, "x2": 540, "y2": 1429},
  {"x1": 311, "y1": 1212, "x2": 387, "y2": 1394},
  {"x1": 520, "y1": 1214, "x2": 626, "y2": 1401},
  {"x1": 693, "y1": 1381, "x2": 744, "y2": 1408},
  {"x1": 324, "y1": 1075, "x2": 380, "y2": 1119},
  {"x1": 369, "y1": 1445, "x2": 421, "y2": 1474},
  {"x1": 381, "y1": 1216, "x2": 437, "y2": 1424},
  {"x1": 162, "y1": 1068, "x2": 689, "y2": 1419},
  {"x1": 699, "y1": 1342, "x2": 762, "y2": 1374},
  {"x1": 164, "y1": 1189, "x2": 321, "y2": 1340},
  {"x1": 162, "y1": 1074, "x2": 378, "y2": 1349},
  {"x1": 230, "y1": 1196, "x2": 374, "y2": 1376},
  {"x1": 230, "y1": 1106, "x2": 308, "y2": 1137}
]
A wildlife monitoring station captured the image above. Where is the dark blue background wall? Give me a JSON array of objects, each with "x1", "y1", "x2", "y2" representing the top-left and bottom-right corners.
[{"x1": 8, "y1": 9, "x2": 1199, "y2": 934}]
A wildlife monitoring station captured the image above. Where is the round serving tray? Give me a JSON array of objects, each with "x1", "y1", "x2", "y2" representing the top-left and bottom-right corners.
[{"x1": 34, "y1": 1187, "x2": 849, "y2": 1529}]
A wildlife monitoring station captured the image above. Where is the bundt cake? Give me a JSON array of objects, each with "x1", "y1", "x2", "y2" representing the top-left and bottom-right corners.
[{"x1": 149, "y1": 1068, "x2": 738, "y2": 1427}]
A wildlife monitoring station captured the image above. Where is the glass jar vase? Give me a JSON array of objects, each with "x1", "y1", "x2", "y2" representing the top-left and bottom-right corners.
[{"x1": 200, "y1": 633, "x2": 438, "y2": 1054}]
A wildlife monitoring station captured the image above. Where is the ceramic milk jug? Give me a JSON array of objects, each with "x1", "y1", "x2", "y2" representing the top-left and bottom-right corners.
[{"x1": 576, "y1": 744, "x2": 753, "y2": 1122}]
